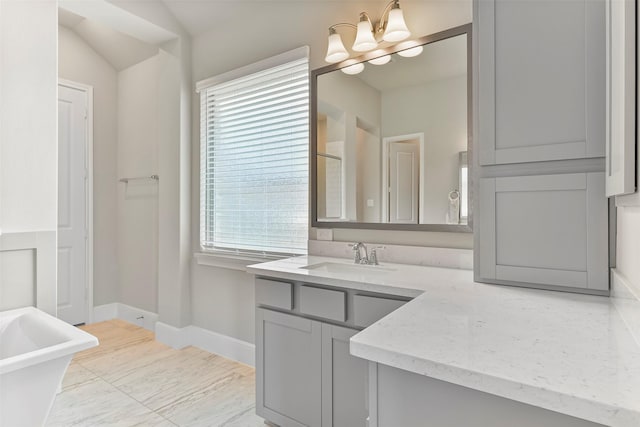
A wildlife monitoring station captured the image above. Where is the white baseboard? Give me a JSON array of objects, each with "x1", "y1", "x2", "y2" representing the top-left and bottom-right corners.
[
  {"x1": 92, "y1": 303, "x2": 158, "y2": 332},
  {"x1": 155, "y1": 321, "x2": 191, "y2": 349},
  {"x1": 188, "y1": 325, "x2": 255, "y2": 367},
  {"x1": 117, "y1": 303, "x2": 158, "y2": 331},
  {"x1": 155, "y1": 322, "x2": 255, "y2": 367},
  {"x1": 92, "y1": 304, "x2": 255, "y2": 367},
  {"x1": 93, "y1": 303, "x2": 118, "y2": 322}
]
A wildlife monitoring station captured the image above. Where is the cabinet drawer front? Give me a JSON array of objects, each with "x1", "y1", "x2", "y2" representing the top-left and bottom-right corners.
[
  {"x1": 299, "y1": 285, "x2": 346, "y2": 322},
  {"x1": 353, "y1": 295, "x2": 407, "y2": 328},
  {"x1": 255, "y1": 278, "x2": 293, "y2": 310}
]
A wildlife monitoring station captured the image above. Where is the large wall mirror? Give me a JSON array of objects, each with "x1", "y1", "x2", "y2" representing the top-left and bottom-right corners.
[{"x1": 311, "y1": 24, "x2": 472, "y2": 231}]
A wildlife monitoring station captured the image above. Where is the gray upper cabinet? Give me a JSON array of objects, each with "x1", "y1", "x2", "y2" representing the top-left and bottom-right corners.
[
  {"x1": 474, "y1": 0, "x2": 610, "y2": 293},
  {"x1": 477, "y1": 173, "x2": 609, "y2": 292},
  {"x1": 477, "y1": 0, "x2": 605, "y2": 165}
]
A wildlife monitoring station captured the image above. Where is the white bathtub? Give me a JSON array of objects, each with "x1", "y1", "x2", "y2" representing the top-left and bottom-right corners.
[{"x1": 0, "y1": 306, "x2": 98, "y2": 427}]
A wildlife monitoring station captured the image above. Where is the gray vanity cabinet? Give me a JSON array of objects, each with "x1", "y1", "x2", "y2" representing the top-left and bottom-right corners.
[
  {"x1": 256, "y1": 308, "x2": 322, "y2": 427},
  {"x1": 321, "y1": 324, "x2": 368, "y2": 427},
  {"x1": 370, "y1": 364, "x2": 605, "y2": 427},
  {"x1": 256, "y1": 308, "x2": 367, "y2": 427},
  {"x1": 255, "y1": 277, "x2": 410, "y2": 427}
]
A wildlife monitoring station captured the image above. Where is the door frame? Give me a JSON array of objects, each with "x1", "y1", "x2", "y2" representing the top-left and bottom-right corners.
[
  {"x1": 382, "y1": 133, "x2": 425, "y2": 223},
  {"x1": 58, "y1": 78, "x2": 94, "y2": 324}
]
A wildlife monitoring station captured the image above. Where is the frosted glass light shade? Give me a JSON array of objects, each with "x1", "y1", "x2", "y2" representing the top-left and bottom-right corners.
[
  {"x1": 397, "y1": 45, "x2": 423, "y2": 57},
  {"x1": 325, "y1": 33, "x2": 349, "y2": 63},
  {"x1": 353, "y1": 20, "x2": 377, "y2": 52},
  {"x1": 341, "y1": 63, "x2": 365, "y2": 75},
  {"x1": 368, "y1": 55, "x2": 391, "y2": 65},
  {"x1": 383, "y1": 7, "x2": 410, "y2": 42}
]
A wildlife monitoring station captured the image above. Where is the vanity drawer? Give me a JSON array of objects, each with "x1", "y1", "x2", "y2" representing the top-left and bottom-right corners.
[
  {"x1": 299, "y1": 285, "x2": 346, "y2": 322},
  {"x1": 255, "y1": 278, "x2": 293, "y2": 310},
  {"x1": 353, "y1": 295, "x2": 407, "y2": 327}
]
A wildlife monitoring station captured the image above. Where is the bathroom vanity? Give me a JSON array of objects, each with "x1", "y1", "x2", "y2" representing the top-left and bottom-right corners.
[
  {"x1": 248, "y1": 256, "x2": 640, "y2": 427},
  {"x1": 252, "y1": 272, "x2": 411, "y2": 427}
]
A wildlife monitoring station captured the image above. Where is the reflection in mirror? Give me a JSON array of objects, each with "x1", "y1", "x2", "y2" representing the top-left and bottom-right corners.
[{"x1": 314, "y1": 27, "x2": 470, "y2": 229}]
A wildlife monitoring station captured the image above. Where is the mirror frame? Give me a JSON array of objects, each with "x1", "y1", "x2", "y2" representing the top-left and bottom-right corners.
[{"x1": 310, "y1": 23, "x2": 472, "y2": 232}]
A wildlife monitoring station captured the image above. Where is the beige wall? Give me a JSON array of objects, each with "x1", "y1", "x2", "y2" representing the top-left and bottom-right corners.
[
  {"x1": 117, "y1": 55, "x2": 160, "y2": 313},
  {"x1": 614, "y1": 13, "x2": 640, "y2": 296},
  {"x1": 0, "y1": 1, "x2": 58, "y2": 315},
  {"x1": 0, "y1": 1, "x2": 58, "y2": 233},
  {"x1": 617, "y1": 207, "x2": 640, "y2": 290},
  {"x1": 190, "y1": 1, "x2": 472, "y2": 343},
  {"x1": 58, "y1": 26, "x2": 120, "y2": 307}
]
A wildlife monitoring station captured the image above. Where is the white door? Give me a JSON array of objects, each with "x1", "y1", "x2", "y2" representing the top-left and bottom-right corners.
[
  {"x1": 388, "y1": 141, "x2": 419, "y2": 224},
  {"x1": 58, "y1": 84, "x2": 88, "y2": 325}
]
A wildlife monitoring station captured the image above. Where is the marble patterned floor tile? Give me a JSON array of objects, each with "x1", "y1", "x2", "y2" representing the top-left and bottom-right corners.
[
  {"x1": 60, "y1": 361, "x2": 99, "y2": 391},
  {"x1": 49, "y1": 320, "x2": 264, "y2": 427},
  {"x1": 111, "y1": 348, "x2": 253, "y2": 412},
  {"x1": 74, "y1": 323, "x2": 154, "y2": 364},
  {"x1": 47, "y1": 377, "x2": 175, "y2": 427},
  {"x1": 77, "y1": 339, "x2": 174, "y2": 383},
  {"x1": 218, "y1": 405, "x2": 266, "y2": 427},
  {"x1": 157, "y1": 372, "x2": 257, "y2": 427}
]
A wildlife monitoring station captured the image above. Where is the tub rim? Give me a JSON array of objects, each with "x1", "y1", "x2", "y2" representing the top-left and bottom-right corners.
[{"x1": 0, "y1": 306, "x2": 98, "y2": 375}]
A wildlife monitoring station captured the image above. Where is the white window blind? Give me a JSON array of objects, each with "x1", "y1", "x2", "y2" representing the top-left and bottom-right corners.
[{"x1": 199, "y1": 53, "x2": 309, "y2": 255}]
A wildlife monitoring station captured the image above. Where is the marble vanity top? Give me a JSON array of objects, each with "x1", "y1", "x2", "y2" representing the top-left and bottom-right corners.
[{"x1": 248, "y1": 256, "x2": 640, "y2": 427}]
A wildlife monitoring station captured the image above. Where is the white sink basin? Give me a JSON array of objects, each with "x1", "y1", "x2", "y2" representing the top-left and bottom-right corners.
[{"x1": 301, "y1": 262, "x2": 396, "y2": 275}]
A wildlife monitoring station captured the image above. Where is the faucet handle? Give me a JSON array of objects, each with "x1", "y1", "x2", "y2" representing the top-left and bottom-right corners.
[
  {"x1": 349, "y1": 242, "x2": 363, "y2": 263},
  {"x1": 368, "y1": 246, "x2": 386, "y2": 265}
]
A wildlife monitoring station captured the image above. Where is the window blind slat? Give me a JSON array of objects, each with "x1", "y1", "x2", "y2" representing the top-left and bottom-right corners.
[{"x1": 200, "y1": 53, "x2": 309, "y2": 255}]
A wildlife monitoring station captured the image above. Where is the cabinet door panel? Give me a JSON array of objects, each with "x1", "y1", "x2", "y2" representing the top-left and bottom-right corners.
[
  {"x1": 478, "y1": 173, "x2": 608, "y2": 291},
  {"x1": 478, "y1": 0, "x2": 605, "y2": 165},
  {"x1": 256, "y1": 308, "x2": 321, "y2": 427},
  {"x1": 321, "y1": 324, "x2": 368, "y2": 427}
]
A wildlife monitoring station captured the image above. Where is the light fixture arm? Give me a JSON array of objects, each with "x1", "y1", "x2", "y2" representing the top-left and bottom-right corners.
[
  {"x1": 373, "y1": 0, "x2": 401, "y2": 38},
  {"x1": 328, "y1": 22, "x2": 357, "y2": 34}
]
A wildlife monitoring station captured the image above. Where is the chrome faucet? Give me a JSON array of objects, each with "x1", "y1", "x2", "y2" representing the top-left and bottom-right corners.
[
  {"x1": 350, "y1": 243, "x2": 385, "y2": 265},
  {"x1": 351, "y1": 242, "x2": 368, "y2": 264}
]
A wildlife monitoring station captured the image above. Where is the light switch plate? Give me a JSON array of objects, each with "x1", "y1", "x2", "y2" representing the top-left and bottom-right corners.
[
  {"x1": 367, "y1": 199, "x2": 374, "y2": 207},
  {"x1": 317, "y1": 229, "x2": 333, "y2": 241}
]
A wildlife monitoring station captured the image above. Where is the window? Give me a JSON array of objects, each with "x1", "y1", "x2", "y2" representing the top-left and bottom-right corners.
[{"x1": 198, "y1": 48, "x2": 309, "y2": 255}]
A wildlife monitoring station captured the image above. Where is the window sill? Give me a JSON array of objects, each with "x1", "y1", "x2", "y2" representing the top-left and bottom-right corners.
[{"x1": 194, "y1": 250, "x2": 294, "y2": 272}]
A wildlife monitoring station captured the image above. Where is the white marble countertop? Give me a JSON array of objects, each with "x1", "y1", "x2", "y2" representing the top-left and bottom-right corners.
[{"x1": 247, "y1": 256, "x2": 640, "y2": 427}]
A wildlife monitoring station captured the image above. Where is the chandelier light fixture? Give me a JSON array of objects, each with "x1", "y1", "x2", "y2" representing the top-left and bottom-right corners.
[{"x1": 324, "y1": 0, "x2": 411, "y2": 64}]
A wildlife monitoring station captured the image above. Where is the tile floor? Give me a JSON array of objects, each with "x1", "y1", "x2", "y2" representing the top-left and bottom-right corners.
[{"x1": 47, "y1": 319, "x2": 265, "y2": 427}]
